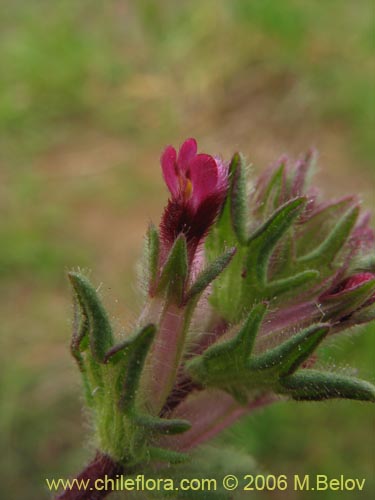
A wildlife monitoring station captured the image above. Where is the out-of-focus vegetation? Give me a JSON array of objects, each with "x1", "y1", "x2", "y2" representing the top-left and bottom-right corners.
[{"x1": 0, "y1": 1, "x2": 374, "y2": 499}]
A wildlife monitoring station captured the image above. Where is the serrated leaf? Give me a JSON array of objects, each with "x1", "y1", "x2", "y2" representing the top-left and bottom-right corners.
[
  {"x1": 235, "y1": 302, "x2": 268, "y2": 359},
  {"x1": 349, "y1": 253, "x2": 375, "y2": 274},
  {"x1": 149, "y1": 447, "x2": 189, "y2": 464},
  {"x1": 249, "y1": 323, "x2": 330, "y2": 376},
  {"x1": 70, "y1": 297, "x2": 94, "y2": 405},
  {"x1": 68, "y1": 272, "x2": 114, "y2": 363},
  {"x1": 156, "y1": 234, "x2": 188, "y2": 303},
  {"x1": 147, "y1": 223, "x2": 160, "y2": 293},
  {"x1": 348, "y1": 302, "x2": 375, "y2": 325},
  {"x1": 187, "y1": 303, "x2": 267, "y2": 386},
  {"x1": 246, "y1": 197, "x2": 306, "y2": 285},
  {"x1": 298, "y1": 205, "x2": 359, "y2": 267},
  {"x1": 268, "y1": 231, "x2": 294, "y2": 278},
  {"x1": 295, "y1": 196, "x2": 355, "y2": 256},
  {"x1": 255, "y1": 162, "x2": 286, "y2": 217},
  {"x1": 104, "y1": 322, "x2": 159, "y2": 365},
  {"x1": 70, "y1": 296, "x2": 89, "y2": 369},
  {"x1": 136, "y1": 414, "x2": 191, "y2": 435},
  {"x1": 322, "y1": 278, "x2": 375, "y2": 321},
  {"x1": 280, "y1": 370, "x2": 375, "y2": 402},
  {"x1": 103, "y1": 338, "x2": 133, "y2": 365},
  {"x1": 118, "y1": 324, "x2": 156, "y2": 412},
  {"x1": 291, "y1": 150, "x2": 315, "y2": 197},
  {"x1": 229, "y1": 153, "x2": 248, "y2": 244},
  {"x1": 266, "y1": 269, "x2": 320, "y2": 297},
  {"x1": 184, "y1": 247, "x2": 236, "y2": 304}
]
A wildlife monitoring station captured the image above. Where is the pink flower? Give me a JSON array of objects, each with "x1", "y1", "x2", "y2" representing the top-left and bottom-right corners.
[
  {"x1": 319, "y1": 272, "x2": 375, "y2": 320},
  {"x1": 330, "y1": 272, "x2": 375, "y2": 295},
  {"x1": 159, "y1": 138, "x2": 228, "y2": 261}
]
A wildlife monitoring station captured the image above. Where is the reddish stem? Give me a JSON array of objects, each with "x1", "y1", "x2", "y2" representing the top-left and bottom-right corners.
[{"x1": 55, "y1": 452, "x2": 124, "y2": 500}]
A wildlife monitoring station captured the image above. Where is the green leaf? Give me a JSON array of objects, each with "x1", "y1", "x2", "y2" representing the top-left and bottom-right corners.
[
  {"x1": 118, "y1": 324, "x2": 156, "y2": 412},
  {"x1": 229, "y1": 153, "x2": 248, "y2": 244},
  {"x1": 249, "y1": 324, "x2": 330, "y2": 376},
  {"x1": 70, "y1": 296, "x2": 94, "y2": 405},
  {"x1": 266, "y1": 270, "x2": 320, "y2": 297},
  {"x1": 187, "y1": 303, "x2": 267, "y2": 386},
  {"x1": 268, "y1": 232, "x2": 294, "y2": 277},
  {"x1": 104, "y1": 322, "x2": 161, "y2": 365},
  {"x1": 280, "y1": 370, "x2": 375, "y2": 402},
  {"x1": 149, "y1": 447, "x2": 189, "y2": 464},
  {"x1": 246, "y1": 197, "x2": 306, "y2": 285},
  {"x1": 147, "y1": 223, "x2": 160, "y2": 291},
  {"x1": 136, "y1": 414, "x2": 191, "y2": 435},
  {"x1": 348, "y1": 301, "x2": 375, "y2": 325},
  {"x1": 349, "y1": 253, "x2": 375, "y2": 274},
  {"x1": 256, "y1": 162, "x2": 285, "y2": 217},
  {"x1": 184, "y1": 247, "x2": 236, "y2": 304},
  {"x1": 156, "y1": 234, "x2": 188, "y2": 303},
  {"x1": 322, "y1": 278, "x2": 375, "y2": 321},
  {"x1": 295, "y1": 197, "x2": 355, "y2": 257},
  {"x1": 70, "y1": 296, "x2": 89, "y2": 369},
  {"x1": 68, "y1": 272, "x2": 114, "y2": 363},
  {"x1": 298, "y1": 205, "x2": 359, "y2": 266},
  {"x1": 235, "y1": 302, "x2": 268, "y2": 360}
]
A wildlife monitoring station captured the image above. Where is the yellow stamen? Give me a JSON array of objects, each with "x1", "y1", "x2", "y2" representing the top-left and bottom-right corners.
[
  {"x1": 184, "y1": 178, "x2": 193, "y2": 200},
  {"x1": 178, "y1": 175, "x2": 193, "y2": 201}
]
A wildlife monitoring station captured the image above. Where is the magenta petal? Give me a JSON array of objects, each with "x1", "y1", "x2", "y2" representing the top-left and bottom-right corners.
[
  {"x1": 177, "y1": 138, "x2": 197, "y2": 172},
  {"x1": 189, "y1": 154, "x2": 218, "y2": 207},
  {"x1": 161, "y1": 146, "x2": 179, "y2": 197},
  {"x1": 337, "y1": 272, "x2": 375, "y2": 293}
]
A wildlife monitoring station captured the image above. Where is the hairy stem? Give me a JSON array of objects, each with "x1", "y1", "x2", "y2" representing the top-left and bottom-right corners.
[{"x1": 55, "y1": 451, "x2": 124, "y2": 500}]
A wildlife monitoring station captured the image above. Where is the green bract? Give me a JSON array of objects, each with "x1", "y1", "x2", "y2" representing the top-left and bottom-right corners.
[{"x1": 63, "y1": 142, "x2": 374, "y2": 500}]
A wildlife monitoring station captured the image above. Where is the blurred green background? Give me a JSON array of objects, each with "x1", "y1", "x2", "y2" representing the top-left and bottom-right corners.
[{"x1": 1, "y1": 1, "x2": 374, "y2": 499}]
